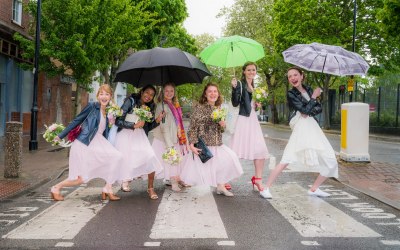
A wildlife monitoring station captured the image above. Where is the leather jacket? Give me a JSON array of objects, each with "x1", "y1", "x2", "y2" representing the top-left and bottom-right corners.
[
  {"x1": 231, "y1": 79, "x2": 252, "y2": 117},
  {"x1": 115, "y1": 94, "x2": 159, "y2": 136},
  {"x1": 287, "y1": 84, "x2": 322, "y2": 122},
  {"x1": 58, "y1": 102, "x2": 109, "y2": 146}
]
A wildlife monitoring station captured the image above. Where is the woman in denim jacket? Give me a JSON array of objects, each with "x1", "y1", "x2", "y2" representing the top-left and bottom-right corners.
[{"x1": 51, "y1": 84, "x2": 123, "y2": 201}]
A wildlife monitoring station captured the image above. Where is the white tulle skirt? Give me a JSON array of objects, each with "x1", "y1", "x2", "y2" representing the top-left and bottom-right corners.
[
  {"x1": 180, "y1": 144, "x2": 243, "y2": 187},
  {"x1": 281, "y1": 112, "x2": 338, "y2": 178},
  {"x1": 114, "y1": 128, "x2": 163, "y2": 181}
]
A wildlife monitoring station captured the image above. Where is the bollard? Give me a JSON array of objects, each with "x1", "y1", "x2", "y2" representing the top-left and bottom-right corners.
[
  {"x1": 340, "y1": 103, "x2": 370, "y2": 162},
  {"x1": 4, "y1": 122, "x2": 23, "y2": 178}
]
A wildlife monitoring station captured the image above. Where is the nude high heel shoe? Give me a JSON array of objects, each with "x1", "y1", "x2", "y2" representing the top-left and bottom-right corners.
[
  {"x1": 170, "y1": 179, "x2": 181, "y2": 192},
  {"x1": 50, "y1": 186, "x2": 64, "y2": 201},
  {"x1": 101, "y1": 188, "x2": 121, "y2": 201}
]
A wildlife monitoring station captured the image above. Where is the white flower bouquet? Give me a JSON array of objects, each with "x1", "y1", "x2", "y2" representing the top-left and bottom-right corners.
[
  {"x1": 43, "y1": 123, "x2": 71, "y2": 147},
  {"x1": 133, "y1": 105, "x2": 153, "y2": 122},
  {"x1": 211, "y1": 107, "x2": 227, "y2": 123},
  {"x1": 162, "y1": 147, "x2": 182, "y2": 165}
]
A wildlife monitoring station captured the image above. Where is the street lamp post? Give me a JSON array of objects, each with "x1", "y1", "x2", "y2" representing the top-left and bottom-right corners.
[
  {"x1": 29, "y1": 0, "x2": 42, "y2": 151},
  {"x1": 349, "y1": 0, "x2": 357, "y2": 102}
]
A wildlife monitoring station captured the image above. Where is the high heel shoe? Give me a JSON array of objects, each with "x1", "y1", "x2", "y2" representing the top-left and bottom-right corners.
[
  {"x1": 50, "y1": 186, "x2": 64, "y2": 201},
  {"x1": 251, "y1": 176, "x2": 272, "y2": 199},
  {"x1": 101, "y1": 188, "x2": 120, "y2": 201},
  {"x1": 216, "y1": 188, "x2": 234, "y2": 197},
  {"x1": 147, "y1": 188, "x2": 158, "y2": 200},
  {"x1": 178, "y1": 180, "x2": 191, "y2": 188},
  {"x1": 121, "y1": 181, "x2": 132, "y2": 192},
  {"x1": 170, "y1": 179, "x2": 181, "y2": 192}
]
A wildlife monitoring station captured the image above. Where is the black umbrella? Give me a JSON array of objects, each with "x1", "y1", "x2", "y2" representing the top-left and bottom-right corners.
[{"x1": 114, "y1": 47, "x2": 212, "y2": 87}]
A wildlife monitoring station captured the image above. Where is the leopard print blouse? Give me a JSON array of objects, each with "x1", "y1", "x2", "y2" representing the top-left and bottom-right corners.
[{"x1": 188, "y1": 103, "x2": 224, "y2": 146}]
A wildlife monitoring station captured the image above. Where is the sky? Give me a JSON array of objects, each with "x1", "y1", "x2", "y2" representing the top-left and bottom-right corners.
[{"x1": 183, "y1": 0, "x2": 235, "y2": 37}]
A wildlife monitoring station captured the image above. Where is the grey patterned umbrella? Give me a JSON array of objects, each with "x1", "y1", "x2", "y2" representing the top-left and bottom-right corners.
[{"x1": 282, "y1": 42, "x2": 369, "y2": 76}]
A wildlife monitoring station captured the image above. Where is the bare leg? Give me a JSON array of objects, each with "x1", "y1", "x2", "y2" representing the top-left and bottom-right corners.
[
  {"x1": 310, "y1": 175, "x2": 328, "y2": 192},
  {"x1": 254, "y1": 159, "x2": 265, "y2": 188},
  {"x1": 265, "y1": 163, "x2": 289, "y2": 188},
  {"x1": 147, "y1": 172, "x2": 158, "y2": 199},
  {"x1": 53, "y1": 176, "x2": 84, "y2": 191}
]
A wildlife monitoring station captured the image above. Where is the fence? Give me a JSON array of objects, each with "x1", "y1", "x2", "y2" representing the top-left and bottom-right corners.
[{"x1": 272, "y1": 83, "x2": 400, "y2": 134}]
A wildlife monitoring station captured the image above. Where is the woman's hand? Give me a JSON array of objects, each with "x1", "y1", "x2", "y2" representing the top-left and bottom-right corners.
[
  {"x1": 156, "y1": 111, "x2": 166, "y2": 123},
  {"x1": 180, "y1": 144, "x2": 189, "y2": 156},
  {"x1": 134, "y1": 120, "x2": 145, "y2": 129},
  {"x1": 54, "y1": 136, "x2": 61, "y2": 142},
  {"x1": 189, "y1": 143, "x2": 201, "y2": 155},
  {"x1": 219, "y1": 120, "x2": 226, "y2": 128},
  {"x1": 312, "y1": 87, "x2": 322, "y2": 99},
  {"x1": 231, "y1": 78, "x2": 237, "y2": 88}
]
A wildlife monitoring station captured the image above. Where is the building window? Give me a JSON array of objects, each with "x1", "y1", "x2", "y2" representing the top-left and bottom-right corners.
[{"x1": 12, "y1": 0, "x2": 23, "y2": 25}]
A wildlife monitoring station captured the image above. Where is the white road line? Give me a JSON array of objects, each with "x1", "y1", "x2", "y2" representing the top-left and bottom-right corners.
[
  {"x1": 217, "y1": 241, "x2": 235, "y2": 246},
  {"x1": 380, "y1": 240, "x2": 400, "y2": 246},
  {"x1": 144, "y1": 242, "x2": 161, "y2": 247},
  {"x1": 2, "y1": 187, "x2": 105, "y2": 240},
  {"x1": 150, "y1": 186, "x2": 228, "y2": 239},
  {"x1": 55, "y1": 242, "x2": 74, "y2": 247},
  {"x1": 269, "y1": 184, "x2": 382, "y2": 237},
  {"x1": 301, "y1": 241, "x2": 320, "y2": 246}
]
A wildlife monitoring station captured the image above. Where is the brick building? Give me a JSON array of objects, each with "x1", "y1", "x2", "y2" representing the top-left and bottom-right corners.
[{"x1": 0, "y1": 0, "x2": 87, "y2": 137}]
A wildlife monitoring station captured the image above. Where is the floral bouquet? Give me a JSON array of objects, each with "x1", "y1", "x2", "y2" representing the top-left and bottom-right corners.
[
  {"x1": 133, "y1": 105, "x2": 153, "y2": 122},
  {"x1": 211, "y1": 107, "x2": 227, "y2": 123},
  {"x1": 106, "y1": 101, "x2": 123, "y2": 127},
  {"x1": 162, "y1": 147, "x2": 182, "y2": 165},
  {"x1": 253, "y1": 87, "x2": 268, "y2": 103},
  {"x1": 43, "y1": 123, "x2": 71, "y2": 147}
]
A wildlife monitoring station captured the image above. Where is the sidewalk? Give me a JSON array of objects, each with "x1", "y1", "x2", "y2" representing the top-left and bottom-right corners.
[
  {"x1": 1, "y1": 128, "x2": 400, "y2": 211},
  {"x1": 0, "y1": 135, "x2": 69, "y2": 200}
]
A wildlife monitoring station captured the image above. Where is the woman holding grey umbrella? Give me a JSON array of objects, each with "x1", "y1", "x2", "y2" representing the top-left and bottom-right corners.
[
  {"x1": 264, "y1": 66, "x2": 338, "y2": 198},
  {"x1": 230, "y1": 62, "x2": 270, "y2": 199},
  {"x1": 114, "y1": 84, "x2": 165, "y2": 200}
]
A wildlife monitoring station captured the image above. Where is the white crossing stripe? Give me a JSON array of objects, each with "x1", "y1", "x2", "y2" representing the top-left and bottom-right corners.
[
  {"x1": 269, "y1": 184, "x2": 382, "y2": 237},
  {"x1": 217, "y1": 241, "x2": 235, "y2": 246},
  {"x1": 144, "y1": 242, "x2": 161, "y2": 247},
  {"x1": 150, "y1": 186, "x2": 228, "y2": 239},
  {"x1": 55, "y1": 242, "x2": 74, "y2": 247},
  {"x1": 301, "y1": 241, "x2": 320, "y2": 246},
  {"x1": 380, "y1": 240, "x2": 400, "y2": 246},
  {"x1": 2, "y1": 187, "x2": 105, "y2": 239}
]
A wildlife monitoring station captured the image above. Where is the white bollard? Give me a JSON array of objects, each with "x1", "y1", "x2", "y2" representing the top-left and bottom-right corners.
[{"x1": 340, "y1": 102, "x2": 370, "y2": 162}]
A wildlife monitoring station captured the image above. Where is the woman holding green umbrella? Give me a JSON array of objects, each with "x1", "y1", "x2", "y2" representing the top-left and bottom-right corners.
[{"x1": 230, "y1": 62, "x2": 270, "y2": 199}]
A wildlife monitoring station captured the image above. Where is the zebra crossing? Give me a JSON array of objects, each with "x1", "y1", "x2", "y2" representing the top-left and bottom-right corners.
[{"x1": 1, "y1": 182, "x2": 400, "y2": 248}]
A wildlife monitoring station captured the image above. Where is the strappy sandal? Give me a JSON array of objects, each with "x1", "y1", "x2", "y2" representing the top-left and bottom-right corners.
[
  {"x1": 147, "y1": 188, "x2": 158, "y2": 200},
  {"x1": 121, "y1": 181, "x2": 132, "y2": 192}
]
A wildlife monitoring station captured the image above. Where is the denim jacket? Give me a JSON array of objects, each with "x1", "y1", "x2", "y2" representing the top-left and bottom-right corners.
[
  {"x1": 58, "y1": 102, "x2": 110, "y2": 146},
  {"x1": 115, "y1": 94, "x2": 159, "y2": 136},
  {"x1": 287, "y1": 84, "x2": 322, "y2": 122},
  {"x1": 231, "y1": 79, "x2": 252, "y2": 117}
]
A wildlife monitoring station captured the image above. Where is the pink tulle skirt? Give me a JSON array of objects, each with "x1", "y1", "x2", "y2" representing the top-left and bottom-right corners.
[
  {"x1": 114, "y1": 128, "x2": 163, "y2": 181},
  {"x1": 152, "y1": 138, "x2": 189, "y2": 180},
  {"x1": 180, "y1": 145, "x2": 243, "y2": 187},
  {"x1": 68, "y1": 115, "x2": 122, "y2": 184},
  {"x1": 230, "y1": 106, "x2": 269, "y2": 160}
]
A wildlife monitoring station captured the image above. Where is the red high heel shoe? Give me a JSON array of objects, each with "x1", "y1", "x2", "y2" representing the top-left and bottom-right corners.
[{"x1": 251, "y1": 176, "x2": 264, "y2": 191}]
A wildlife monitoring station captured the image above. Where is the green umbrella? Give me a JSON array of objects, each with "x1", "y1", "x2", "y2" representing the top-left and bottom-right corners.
[{"x1": 199, "y1": 35, "x2": 265, "y2": 68}]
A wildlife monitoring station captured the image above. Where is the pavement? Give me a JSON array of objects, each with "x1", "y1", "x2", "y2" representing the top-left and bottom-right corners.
[{"x1": 1, "y1": 125, "x2": 400, "y2": 211}]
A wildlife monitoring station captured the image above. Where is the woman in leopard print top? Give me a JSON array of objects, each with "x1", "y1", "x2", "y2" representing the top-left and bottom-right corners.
[{"x1": 181, "y1": 83, "x2": 243, "y2": 196}]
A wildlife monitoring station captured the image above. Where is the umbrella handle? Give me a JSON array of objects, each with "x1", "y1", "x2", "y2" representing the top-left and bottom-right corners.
[{"x1": 161, "y1": 101, "x2": 165, "y2": 123}]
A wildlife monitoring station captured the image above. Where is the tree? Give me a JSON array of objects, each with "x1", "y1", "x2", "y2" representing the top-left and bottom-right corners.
[{"x1": 219, "y1": 0, "x2": 287, "y2": 124}]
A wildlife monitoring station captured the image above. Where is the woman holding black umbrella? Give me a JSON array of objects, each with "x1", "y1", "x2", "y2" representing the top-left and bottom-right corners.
[{"x1": 114, "y1": 84, "x2": 165, "y2": 200}]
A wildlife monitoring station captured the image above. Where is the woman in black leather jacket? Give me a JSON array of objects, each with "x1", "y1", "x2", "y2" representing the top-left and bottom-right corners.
[
  {"x1": 114, "y1": 84, "x2": 165, "y2": 200},
  {"x1": 51, "y1": 84, "x2": 123, "y2": 201},
  {"x1": 230, "y1": 62, "x2": 270, "y2": 199},
  {"x1": 264, "y1": 66, "x2": 338, "y2": 198}
]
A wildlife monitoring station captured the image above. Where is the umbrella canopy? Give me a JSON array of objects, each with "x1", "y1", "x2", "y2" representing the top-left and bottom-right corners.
[
  {"x1": 199, "y1": 35, "x2": 265, "y2": 68},
  {"x1": 282, "y1": 42, "x2": 369, "y2": 76},
  {"x1": 114, "y1": 47, "x2": 211, "y2": 87}
]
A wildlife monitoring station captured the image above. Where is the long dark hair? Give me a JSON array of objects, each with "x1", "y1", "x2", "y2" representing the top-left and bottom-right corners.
[
  {"x1": 241, "y1": 61, "x2": 257, "y2": 88},
  {"x1": 199, "y1": 83, "x2": 223, "y2": 107}
]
